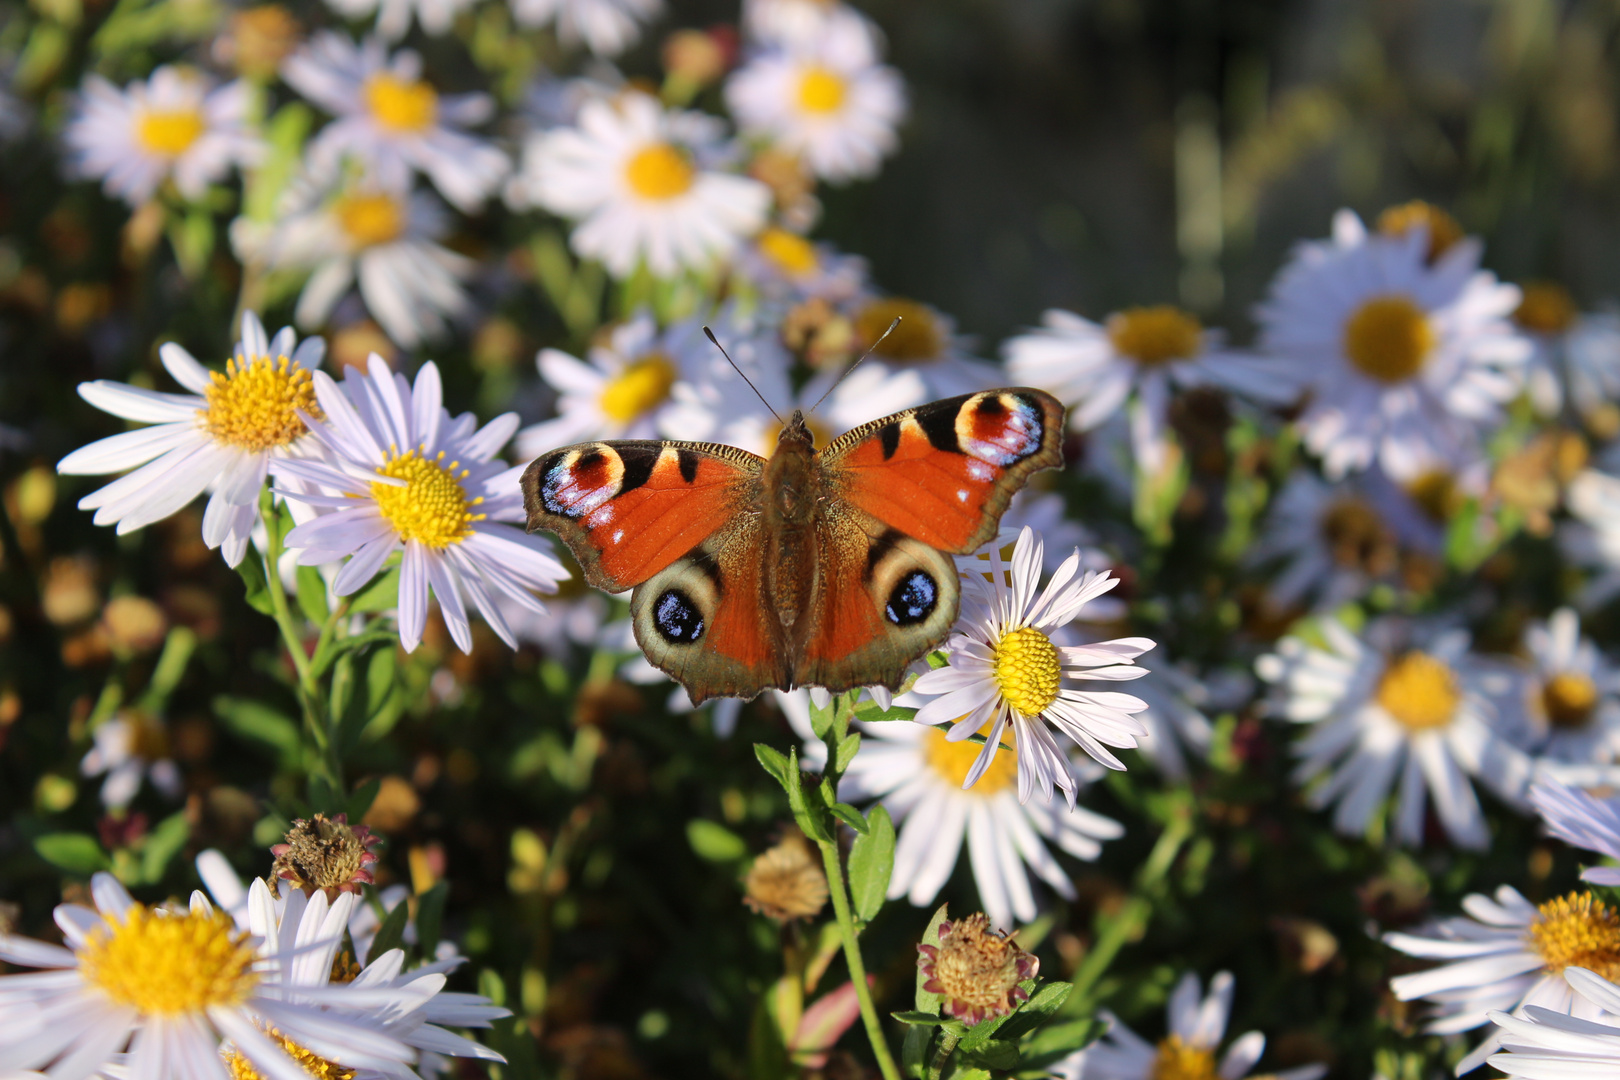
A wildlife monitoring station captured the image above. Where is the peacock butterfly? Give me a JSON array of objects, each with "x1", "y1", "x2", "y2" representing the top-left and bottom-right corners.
[{"x1": 520, "y1": 387, "x2": 1066, "y2": 703}]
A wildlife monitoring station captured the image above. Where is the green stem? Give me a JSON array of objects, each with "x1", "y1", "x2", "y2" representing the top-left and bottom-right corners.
[
  {"x1": 926, "y1": 1029, "x2": 962, "y2": 1080},
  {"x1": 816, "y1": 835, "x2": 902, "y2": 1080}
]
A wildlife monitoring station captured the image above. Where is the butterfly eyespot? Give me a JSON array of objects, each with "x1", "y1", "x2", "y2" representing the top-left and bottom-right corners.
[
  {"x1": 653, "y1": 588, "x2": 705, "y2": 643},
  {"x1": 885, "y1": 570, "x2": 938, "y2": 626}
]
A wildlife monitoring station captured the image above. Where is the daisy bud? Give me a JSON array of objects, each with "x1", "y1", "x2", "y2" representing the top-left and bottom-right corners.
[
  {"x1": 271, "y1": 813, "x2": 382, "y2": 899},
  {"x1": 916, "y1": 912, "x2": 1039, "y2": 1025},
  {"x1": 742, "y1": 830, "x2": 828, "y2": 922}
]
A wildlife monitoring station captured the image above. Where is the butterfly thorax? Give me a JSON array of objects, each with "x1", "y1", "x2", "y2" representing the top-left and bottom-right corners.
[{"x1": 762, "y1": 410, "x2": 821, "y2": 635}]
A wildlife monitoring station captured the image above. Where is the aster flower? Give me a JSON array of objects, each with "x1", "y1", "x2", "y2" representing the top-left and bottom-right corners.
[
  {"x1": 916, "y1": 912, "x2": 1039, "y2": 1025},
  {"x1": 833, "y1": 717, "x2": 1122, "y2": 931},
  {"x1": 56, "y1": 311, "x2": 325, "y2": 568},
  {"x1": 1529, "y1": 782, "x2": 1620, "y2": 887},
  {"x1": 1004, "y1": 305, "x2": 1292, "y2": 474},
  {"x1": 910, "y1": 527, "x2": 1154, "y2": 808},
  {"x1": 1563, "y1": 467, "x2": 1620, "y2": 607},
  {"x1": 1255, "y1": 616, "x2": 1534, "y2": 850},
  {"x1": 1057, "y1": 971, "x2": 1326, "y2": 1080},
  {"x1": 64, "y1": 65, "x2": 262, "y2": 206},
  {"x1": 513, "y1": 91, "x2": 769, "y2": 278},
  {"x1": 1514, "y1": 282, "x2": 1620, "y2": 431},
  {"x1": 270, "y1": 813, "x2": 382, "y2": 900},
  {"x1": 1125, "y1": 664, "x2": 1217, "y2": 782},
  {"x1": 1511, "y1": 608, "x2": 1620, "y2": 773},
  {"x1": 1245, "y1": 471, "x2": 1402, "y2": 610},
  {"x1": 271, "y1": 357, "x2": 568, "y2": 654},
  {"x1": 725, "y1": 13, "x2": 905, "y2": 183},
  {"x1": 1255, "y1": 207, "x2": 1531, "y2": 481},
  {"x1": 282, "y1": 33, "x2": 509, "y2": 212},
  {"x1": 734, "y1": 227, "x2": 868, "y2": 304},
  {"x1": 0, "y1": 872, "x2": 418, "y2": 1080},
  {"x1": 1384, "y1": 886, "x2": 1620, "y2": 1073},
  {"x1": 323, "y1": 0, "x2": 476, "y2": 42},
  {"x1": 742, "y1": 0, "x2": 879, "y2": 52},
  {"x1": 845, "y1": 295, "x2": 1000, "y2": 399},
  {"x1": 1488, "y1": 967, "x2": 1620, "y2": 1080},
  {"x1": 80, "y1": 711, "x2": 182, "y2": 811},
  {"x1": 510, "y1": 0, "x2": 661, "y2": 55}
]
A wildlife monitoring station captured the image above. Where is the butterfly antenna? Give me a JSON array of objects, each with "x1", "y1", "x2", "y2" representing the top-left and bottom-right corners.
[
  {"x1": 704, "y1": 326, "x2": 782, "y2": 424},
  {"x1": 808, "y1": 316, "x2": 900, "y2": 415}
]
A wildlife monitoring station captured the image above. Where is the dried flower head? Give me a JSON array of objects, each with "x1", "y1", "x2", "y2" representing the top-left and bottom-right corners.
[
  {"x1": 743, "y1": 830, "x2": 828, "y2": 922},
  {"x1": 916, "y1": 912, "x2": 1039, "y2": 1025},
  {"x1": 270, "y1": 813, "x2": 381, "y2": 899}
]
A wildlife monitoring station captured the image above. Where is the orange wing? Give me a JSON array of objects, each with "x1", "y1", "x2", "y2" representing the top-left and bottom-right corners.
[
  {"x1": 820, "y1": 389, "x2": 1066, "y2": 554},
  {"x1": 521, "y1": 440, "x2": 763, "y2": 591}
]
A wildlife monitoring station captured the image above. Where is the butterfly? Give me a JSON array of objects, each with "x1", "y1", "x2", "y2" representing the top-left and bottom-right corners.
[{"x1": 520, "y1": 388, "x2": 1065, "y2": 704}]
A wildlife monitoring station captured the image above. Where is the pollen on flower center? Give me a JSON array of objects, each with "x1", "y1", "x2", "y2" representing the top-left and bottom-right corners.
[
  {"x1": 1343, "y1": 294, "x2": 1435, "y2": 383},
  {"x1": 136, "y1": 108, "x2": 206, "y2": 156},
  {"x1": 371, "y1": 447, "x2": 485, "y2": 548},
  {"x1": 758, "y1": 227, "x2": 819, "y2": 277},
  {"x1": 624, "y1": 143, "x2": 696, "y2": 200},
  {"x1": 854, "y1": 298, "x2": 943, "y2": 362},
  {"x1": 925, "y1": 727, "x2": 1018, "y2": 795},
  {"x1": 334, "y1": 192, "x2": 406, "y2": 248},
  {"x1": 203, "y1": 355, "x2": 323, "y2": 451},
  {"x1": 80, "y1": 905, "x2": 258, "y2": 1015},
  {"x1": 1542, "y1": 671, "x2": 1599, "y2": 729},
  {"x1": 1529, "y1": 892, "x2": 1620, "y2": 980},
  {"x1": 992, "y1": 626, "x2": 1062, "y2": 718},
  {"x1": 1375, "y1": 651, "x2": 1461, "y2": 731},
  {"x1": 1149, "y1": 1036, "x2": 1219, "y2": 1080},
  {"x1": 599, "y1": 353, "x2": 678, "y2": 423},
  {"x1": 1515, "y1": 281, "x2": 1579, "y2": 335},
  {"x1": 226, "y1": 1027, "x2": 356, "y2": 1080},
  {"x1": 363, "y1": 73, "x2": 438, "y2": 133},
  {"x1": 797, "y1": 65, "x2": 847, "y2": 113},
  {"x1": 1319, "y1": 497, "x2": 1396, "y2": 575},
  {"x1": 1106, "y1": 305, "x2": 1203, "y2": 367}
]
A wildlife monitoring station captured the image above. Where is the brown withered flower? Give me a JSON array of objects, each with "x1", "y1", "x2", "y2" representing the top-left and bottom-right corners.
[
  {"x1": 270, "y1": 813, "x2": 381, "y2": 899},
  {"x1": 743, "y1": 830, "x2": 828, "y2": 922},
  {"x1": 916, "y1": 912, "x2": 1039, "y2": 1025}
]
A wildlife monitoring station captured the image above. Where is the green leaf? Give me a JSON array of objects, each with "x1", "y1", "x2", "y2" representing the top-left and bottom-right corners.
[
  {"x1": 915, "y1": 902, "x2": 949, "y2": 1012},
  {"x1": 829, "y1": 802, "x2": 868, "y2": 835},
  {"x1": 890, "y1": 1011, "x2": 959, "y2": 1028},
  {"x1": 847, "y1": 804, "x2": 895, "y2": 923},
  {"x1": 754, "y1": 743, "x2": 795, "y2": 794},
  {"x1": 853, "y1": 699, "x2": 919, "y2": 723},
  {"x1": 307, "y1": 773, "x2": 341, "y2": 814},
  {"x1": 295, "y1": 565, "x2": 330, "y2": 624},
  {"x1": 365, "y1": 896, "x2": 410, "y2": 966},
  {"x1": 833, "y1": 732, "x2": 862, "y2": 773},
  {"x1": 902, "y1": 1026, "x2": 933, "y2": 1080},
  {"x1": 687, "y1": 819, "x2": 748, "y2": 862},
  {"x1": 416, "y1": 881, "x2": 448, "y2": 959},
  {"x1": 1018, "y1": 1017, "x2": 1108, "y2": 1064},
  {"x1": 809, "y1": 694, "x2": 836, "y2": 741},
  {"x1": 956, "y1": 1006, "x2": 1015, "y2": 1055},
  {"x1": 35, "y1": 833, "x2": 109, "y2": 875},
  {"x1": 169, "y1": 208, "x2": 215, "y2": 280},
  {"x1": 346, "y1": 777, "x2": 381, "y2": 822},
  {"x1": 213, "y1": 696, "x2": 300, "y2": 767},
  {"x1": 234, "y1": 550, "x2": 275, "y2": 616},
  {"x1": 138, "y1": 812, "x2": 190, "y2": 883},
  {"x1": 961, "y1": 1038, "x2": 1019, "y2": 1070},
  {"x1": 348, "y1": 566, "x2": 401, "y2": 613},
  {"x1": 994, "y1": 980, "x2": 1073, "y2": 1042}
]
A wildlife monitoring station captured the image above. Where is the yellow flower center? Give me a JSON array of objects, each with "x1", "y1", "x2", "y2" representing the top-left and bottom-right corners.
[
  {"x1": 1515, "y1": 282, "x2": 1579, "y2": 335},
  {"x1": 758, "y1": 227, "x2": 819, "y2": 277},
  {"x1": 80, "y1": 906, "x2": 259, "y2": 1015},
  {"x1": 1529, "y1": 892, "x2": 1620, "y2": 980},
  {"x1": 1375, "y1": 651, "x2": 1461, "y2": 732},
  {"x1": 1542, "y1": 671, "x2": 1599, "y2": 729},
  {"x1": 924, "y1": 726, "x2": 1019, "y2": 795},
  {"x1": 797, "y1": 65, "x2": 847, "y2": 114},
  {"x1": 1150, "y1": 1036, "x2": 1219, "y2": 1080},
  {"x1": 226, "y1": 1028, "x2": 356, "y2": 1080},
  {"x1": 1106, "y1": 306, "x2": 1203, "y2": 367},
  {"x1": 624, "y1": 143, "x2": 696, "y2": 200},
  {"x1": 1319, "y1": 497, "x2": 1396, "y2": 575},
  {"x1": 370, "y1": 447, "x2": 486, "y2": 548},
  {"x1": 203, "y1": 355, "x2": 323, "y2": 451},
  {"x1": 362, "y1": 73, "x2": 437, "y2": 133},
  {"x1": 334, "y1": 192, "x2": 406, "y2": 248},
  {"x1": 1405, "y1": 470, "x2": 1462, "y2": 524},
  {"x1": 136, "y1": 108, "x2": 206, "y2": 156},
  {"x1": 992, "y1": 626, "x2": 1062, "y2": 718},
  {"x1": 598, "y1": 353, "x2": 678, "y2": 423},
  {"x1": 1343, "y1": 294, "x2": 1435, "y2": 383},
  {"x1": 854, "y1": 298, "x2": 944, "y2": 362},
  {"x1": 1377, "y1": 200, "x2": 1464, "y2": 262}
]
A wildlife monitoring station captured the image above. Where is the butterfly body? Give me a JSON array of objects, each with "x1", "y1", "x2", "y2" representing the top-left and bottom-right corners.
[{"x1": 521, "y1": 388, "x2": 1065, "y2": 703}]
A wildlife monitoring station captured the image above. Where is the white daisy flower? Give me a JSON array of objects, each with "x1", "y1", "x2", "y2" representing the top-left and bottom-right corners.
[
  {"x1": 0, "y1": 871, "x2": 419, "y2": 1080},
  {"x1": 734, "y1": 226, "x2": 868, "y2": 304},
  {"x1": 64, "y1": 65, "x2": 262, "y2": 207},
  {"x1": 910, "y1": 527, "x2": 1155, "y2": 808},
  {"x1": 1125, "y1": 663, "x2": 1216, "y2": 781},
  {"x1": 271, "y1": 357, "x2": 569, "y2": 654},
  {"x1": 1004, "y1": 306, "x2": 1293, "y2": 475},
  {"x1": 1563, "y1": 467, "x2": 1620, "y2": 607},
  {"x1": 1255, "y1": 208, "x2": 1531, "y2": 481},
  {"x1": 1513, "y1": 282, "x2": 1620, "y2": 428},
  {"x1": 1488, "y1": 967, "x2": 1620, "y2": 1080},
  {"x1": 832, "y1": 718, "x2": 1122, "y2": 932},
  {"x1": 56, "y1": 311, "x2": 326, "y2": 568},
  {"x1": 510, "y1": 0, "x2": 661, "y2": 56},
  {"x1": 725, "y1": 14, "x2": 905, "y2": 183},
  {"x1": 986, "y1": 490, "x2": 1118, "y2": 584},
  {"x1": 244, "y1": 178, "x2": 473, "y2": 348},
  {"x1": 1056, "y1": 970, "x2": 1326, "y2": 1080},
  {"x1": 1530, "y1": 781, "x2": 1620, "y2": 887},
  {"x1": 742, "y1": 0, "x2": 879, "y2": 52},
  {"x1": 845, "y1": 295, "x2": 1000, "y2": 399},
  {"x1": 81, "y1": 711, "x2": 182, "y2": 811},
  {"x1": 1255, "y1": 617, "x2": 1534, "y2": 850},
  {"x1": 323, "y1": 0, "x2": 476, "y2": 43},
  {"x1": 1244, "y1": 470, "x2": 1402, "y2": 611},
  {"x1": 282, "y1": 33, "x2": 509, "y2": 212},
  {"x1": 1509, "y1": 608, "x2": 1620, "y2": 773},
  {"x1": 514, "y1": 91, "x2": 769, "y2": 278},
  {"x1": 1384, "y1": 884, "x2": 1620, "y2": 1073}
]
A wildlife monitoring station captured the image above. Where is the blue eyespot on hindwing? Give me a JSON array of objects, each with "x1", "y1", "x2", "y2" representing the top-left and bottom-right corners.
[
  {"x1": 885, "y1": 571, "x2": 938, "y2": 626},
  {"x1": 654, "y1": 588, "x2": 705, "y2": 643}
]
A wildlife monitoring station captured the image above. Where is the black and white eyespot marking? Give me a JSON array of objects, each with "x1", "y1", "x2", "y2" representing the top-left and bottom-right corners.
[
  {"x1": 974, "y1": 394, "x2": 1009, "y2": 420},
  {"x1": 540, "y1": 445, "x2": 622, "y2": 519},
  {"x1": 677, "y1": 448, "x2": 701, "y2": 483},
  {"x1": 878, "y1": 422, "x2": 902, "y2": 460},
  {"x1": 653, "y1": 588, "x2": 705, "y2": 643},
  {"x1": 885, "y1": 570, "x2": 938, "y2": 626}
]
